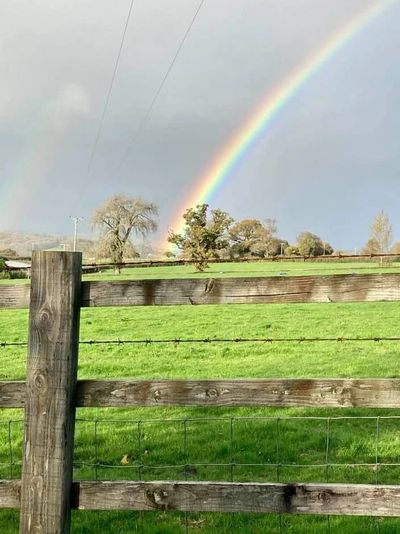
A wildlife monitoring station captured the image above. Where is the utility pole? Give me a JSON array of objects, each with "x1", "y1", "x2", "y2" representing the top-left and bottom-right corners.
[{"x1": 70, "y1": 216, "x2": 84, "y2": 252}]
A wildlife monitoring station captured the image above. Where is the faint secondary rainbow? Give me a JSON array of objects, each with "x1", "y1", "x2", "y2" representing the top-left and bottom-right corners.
[
  {"x1": 162, "y1": 0, "x2": 395, "y2": 251},
  {"x1": 0, "y1": 83, "x2": 90, "y2": 229}
]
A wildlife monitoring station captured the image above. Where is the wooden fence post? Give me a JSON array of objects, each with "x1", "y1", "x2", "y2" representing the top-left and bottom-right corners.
[{"x1": 19, "y1": 251, "x2": 82, "y2": 533}]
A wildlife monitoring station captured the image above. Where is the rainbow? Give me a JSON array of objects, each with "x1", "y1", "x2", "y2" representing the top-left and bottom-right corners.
[{"x1": 162, "y1": 0, "x2": 395, "y2": 250}]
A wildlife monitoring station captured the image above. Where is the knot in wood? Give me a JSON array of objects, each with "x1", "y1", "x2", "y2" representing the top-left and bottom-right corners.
[
  {"x1": 153, "y1": 390, "x2": 162, "y2": 402},
  {"x1": 33, "y1": 373, "x2": 47, "y2": 391},
  {"x1": 146, "y1": 488, "x2": 169, "y2": 509},
  {"x1": 206, "y1": 388, "x2": 219, "y2": 399},
  {"x1": 317, "y1": 490, "x2": 331, "y2": 504},
  {"x1": 37, "y1": 307, "x2": 52, "y2": 330},
  {"x1": 204, "y1": 279, "x2": 215, "y2": 295}
]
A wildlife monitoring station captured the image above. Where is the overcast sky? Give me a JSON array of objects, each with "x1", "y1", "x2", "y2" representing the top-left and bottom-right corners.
[{"x1": 0, "y1": 0, "x2": 399, "y2": 251}]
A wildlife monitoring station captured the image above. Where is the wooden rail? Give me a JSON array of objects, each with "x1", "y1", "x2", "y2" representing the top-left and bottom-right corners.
[
  {"x1": 2, "y1": 273, "x2": 400, "y2": 309},
  {"x1": 2, "y1": 481, "x2": 400, "y2": 517},
  {"x1": 2, "y1": 379, "x2": 400, "y2": 409}
]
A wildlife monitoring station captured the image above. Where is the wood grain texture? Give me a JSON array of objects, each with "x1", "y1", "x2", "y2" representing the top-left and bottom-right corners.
[
  {"x1": 0, "y1": 480, "x2": 21, "y2": 509},
  {"x1": 19, "y1": 252, "x2": 82, "y2": 534},
  {"x1": 81, "y1": 274, "x2": 400, "y2": 307},
  {"x1": 4, "y1": 480, "x2": 400, "y2": 517},
  {"x1": 74, "y1": 481, "x2": 400, "y2": 516},
  {"x1": 0, "y1": 382, "x2": 25, "y2": 407},
  {"x1": 3, "y1": 273, "x2": 400, "y2": 309},
  {"x1": 0, "y1": 284, "x2": 30, "y2": 309},
  {"x1": 2, "y1": 379, "x2": 400, "y2": 409},
  {"x1": 75, "y1": 379, "x2": 400, "y2": 408}
]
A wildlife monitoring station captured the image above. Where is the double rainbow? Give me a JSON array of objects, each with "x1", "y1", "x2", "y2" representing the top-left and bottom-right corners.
[{"x1": 162, "y1": 0, "x2": 395, "y2": 251}]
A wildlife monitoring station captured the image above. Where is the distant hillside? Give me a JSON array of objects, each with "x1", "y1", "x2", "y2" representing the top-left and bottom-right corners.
[{"x1": 0, "y1": 232, "x2": 96, "y2": 258}]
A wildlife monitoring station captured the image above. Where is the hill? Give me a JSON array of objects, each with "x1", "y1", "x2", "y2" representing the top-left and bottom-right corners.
[{"x1": 0, "y1": 231, "x2": 95, "y2": 258}]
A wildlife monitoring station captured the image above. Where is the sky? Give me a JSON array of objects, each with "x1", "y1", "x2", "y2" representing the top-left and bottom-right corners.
[{"x1": 0, "y1": 0, "x2": 399, "y2": 252}]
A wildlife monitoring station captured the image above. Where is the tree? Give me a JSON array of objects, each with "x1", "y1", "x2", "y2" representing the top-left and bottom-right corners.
[
  {"x1": 362, "y1": 238, "x2": 380, "y2": 255},
  {"x1": 368, "y1": 211, "x2": 392, "y2": 253},
  {"x1": 229, "y1": 219, "x2": 264, "y2": 257},
  {"x1": 251, "y1": 219, "x2": 281, "y2": 257},
  {"x1": 390, "y1": 242, "x2": 400, "y2": 255},
  {"x1": 228, "y1": 218, "x2": 281, "y2": 258},
  {"x1": 168, "y1": 204, "x2": 233, "y2": 271},
  {"x1": 92, "y1": 195, "x2": 158, "y2": 272},
  {"x1": 284, "y1": 245, "x2": 300, "y2": 256},
  {"x1": 297, "y1": 232, "x2": 333, "y2": 257}
]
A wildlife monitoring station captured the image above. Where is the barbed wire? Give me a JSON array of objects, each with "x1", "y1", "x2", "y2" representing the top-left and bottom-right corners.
[{"x1": 2, "y1": 336, "x2": 400, "y2": 348}]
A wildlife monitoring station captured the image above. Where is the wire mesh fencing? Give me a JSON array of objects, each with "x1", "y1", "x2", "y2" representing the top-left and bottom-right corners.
[{"x1": 72, "y1": 414, "x2": 400, "y2": 485}]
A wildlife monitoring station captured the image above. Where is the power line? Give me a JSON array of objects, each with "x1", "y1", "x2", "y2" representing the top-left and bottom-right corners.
[
  {"x1": 85, "y1": 0, "x2": 135, "y2": 179},
  {"x1": 117, "y1": 0, "x2": 206, "y2": 170}
]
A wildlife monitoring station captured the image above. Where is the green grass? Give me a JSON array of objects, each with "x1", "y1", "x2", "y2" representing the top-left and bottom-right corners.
[
  {"x1": 82, "y1": 259, "x2": 400, "y2": 281},
  {"x1": 1, "y1": 261, "x2": 400, "y2": 532}
]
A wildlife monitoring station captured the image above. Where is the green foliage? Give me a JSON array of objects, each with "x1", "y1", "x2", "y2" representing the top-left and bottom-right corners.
[
  {"x1": 10, "y1": 270, "x2": 28, "y2": 280},
  {"x1": 284, "y1": 245, "x2": 300, "y2": 256},
  {"x1": 297, "y1": 232, "x2": 333, "y2": 257},
  {"x1": 0, "y1": 259, "x2": 10, "y2": 279},
  {"x1": 228, "y1": 219, "x2": 264, "y2": 257},
  {"x1": 229, "y1": 218, "x2": 285, "y2": 258},
  {"x1": 168, "y1": 204, "x2": 233, "y2": 271}
]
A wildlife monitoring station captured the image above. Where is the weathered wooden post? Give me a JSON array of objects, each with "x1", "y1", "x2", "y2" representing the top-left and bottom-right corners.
[{"x1": 20, "y1": 251, "x2": 82, "y2": 533}]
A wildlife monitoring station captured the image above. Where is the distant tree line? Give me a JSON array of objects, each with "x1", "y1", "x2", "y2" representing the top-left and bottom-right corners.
[
  {"x1": 69, "y1": 196, "x2": 397, "y2": 273},
  {"x1": 167, "y1": 204, "x2": 337, "y2": 271}
]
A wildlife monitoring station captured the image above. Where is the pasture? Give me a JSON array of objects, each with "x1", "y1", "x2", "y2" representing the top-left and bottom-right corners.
[{"x1": 1, "y1": 260, "x2": 400, "y2": 532}]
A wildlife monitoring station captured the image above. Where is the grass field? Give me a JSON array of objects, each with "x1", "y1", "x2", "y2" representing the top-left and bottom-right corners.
[{"x1": 1, "y1": 261, "x2": 400, "y2": 532}]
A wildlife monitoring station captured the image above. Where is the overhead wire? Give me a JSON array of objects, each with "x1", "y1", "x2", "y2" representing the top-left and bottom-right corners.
[
  {"x1": 117, "y1": 0, "x2": 206, "y2": 170},
  {"x1": 84, "y1": 0, "x2": 135, "y2": 179}
]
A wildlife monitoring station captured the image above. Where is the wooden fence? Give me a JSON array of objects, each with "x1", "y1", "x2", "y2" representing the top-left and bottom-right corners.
[{"x1": 1, "y1": 251, "x2": 400, "y2": 532}]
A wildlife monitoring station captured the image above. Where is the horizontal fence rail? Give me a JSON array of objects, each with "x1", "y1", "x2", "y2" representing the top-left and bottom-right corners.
[
  {"x1": 1, "y1": 480, "x2": 400, "y2": 516},
  {"x1": 2, "y1": 379, "x2": 400, "y2": 408},
  {"x1": 81, "y1": 274, "x2": 400, "y2": 307},
  {"x1": 2, "y1": 273, "x2": 400, "y2": 309}
]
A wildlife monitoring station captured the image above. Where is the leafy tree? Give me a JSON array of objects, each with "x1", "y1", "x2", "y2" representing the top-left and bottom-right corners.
[
  {"x1": 259, "y1": 237, "x2": 289, "y2": 257},
  {"x1": 229, "y1": 219, "x2": 264, "y2": 257},
  {"x1": 92, "y1": 195, "x2": 158, "y2": 272},
  {"x1": 229, "y1": 218, "x2": 281, "y2": 257},
  {"x1": 297, "y1": 232, "x2": 332, "y2": 257},
  {"x1": 168, "y1": 204, "x2": 233, "y2": 271},
  {"x1": 0, "y1": 258, "x2": 10, "y2": 280},
  {"x1": 251, "y1": 220, "x2": 282, "y2": 257},
  {"x1": 284, "y1": 245, "x2": 300, "y2": 256},
  {"x1": 368, "y1": 211, "x2": 392, "y2": 253}
]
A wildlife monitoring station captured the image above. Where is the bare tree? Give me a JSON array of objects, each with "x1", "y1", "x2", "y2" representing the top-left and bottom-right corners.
[
  {"x1": 369, "y1": 211, "x2": 392, "y2": 253},
  {"x1": 92, "y1": 195, "x2": 158, "y2": 272}
]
